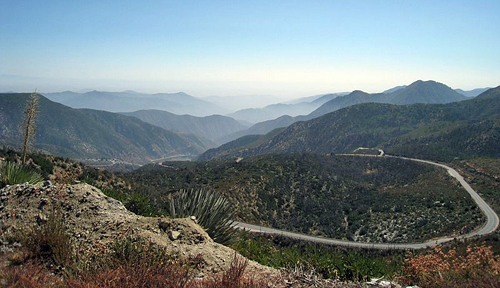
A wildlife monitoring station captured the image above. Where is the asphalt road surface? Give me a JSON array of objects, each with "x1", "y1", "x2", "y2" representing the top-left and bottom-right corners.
[{"x1": 233, "y1": 152, "x2": 499, "y2": 250}]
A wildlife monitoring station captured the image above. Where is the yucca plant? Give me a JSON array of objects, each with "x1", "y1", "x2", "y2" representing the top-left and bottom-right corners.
[
  {"x1": 21, "y1": 90, "x2": 39, "y2": 164},
  {"x1": 166, "y1": 189, "x2": 236, "y2": 245},
  {"x1": 1, "y1": 161, "x2": 44, "y2": 185}
]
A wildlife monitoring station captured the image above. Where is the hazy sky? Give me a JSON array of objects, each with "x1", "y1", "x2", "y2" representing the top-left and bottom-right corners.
[{"x1": 1, "y1": 0, "x2": 499, "y2": 99}]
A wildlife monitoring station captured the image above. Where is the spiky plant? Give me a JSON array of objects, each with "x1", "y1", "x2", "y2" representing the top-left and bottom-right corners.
[
  {"x1": 166, "y1": 189, "x2": 236, "y2": 245},
  {"x1": 1, "y1": 161, "x2": 44, "y2": 185}
]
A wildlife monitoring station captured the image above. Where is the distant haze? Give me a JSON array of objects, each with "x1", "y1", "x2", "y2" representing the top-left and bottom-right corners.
[
  {"x1": 203, "y1": 95, "x2": 284, "y2": 111},
  {"x1": 1, "y1": 1, "x2": 499, "y2": 99}
]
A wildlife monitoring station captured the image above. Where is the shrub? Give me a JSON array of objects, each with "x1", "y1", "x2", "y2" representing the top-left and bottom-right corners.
[
  {"x1": 200, "y1": 253, "x2": 268, "y2": 288},
  {"x1": 0, "y1": 259, "x2": 63, "y2": 288},
  {"x1": 232, "y1": 232, "x2": 403, "y2": 281},
  {"x1": 109, "y1": 236, "x2": 172, "y2": 267},
  {"x1": 399, "y1": 244, "x2": 500, "y2": 287},
  {"x1": 102, "y1": 188, "x2": 128, "y2": 203},
  {"x1": 101, "y1": 189, "x2": 156, "y2": 217},
  {"x1": 2, "y1": 235, "x2": 269, "y2": 287},
  {"x1": 69, "y1": 262, "x2": 192, "y2": 288},
  {"x1": 20, "y1": 208, "x2": 73, "y2": 268},
  {"x1": 165, "y1": 189, "x2": 236, "y2": 245},
  {"x1": 30, "y1": 153, "x2": 54, "y2": 177},
  {"x1": 1, "y1": 161, "x2": 44, "y2": 185},
  {"x1": 123, "y1": 191, "x2": 156, "y2": 217},
  {"x1": 70, "y1": 237, "x2": 196, "y2": 287}
]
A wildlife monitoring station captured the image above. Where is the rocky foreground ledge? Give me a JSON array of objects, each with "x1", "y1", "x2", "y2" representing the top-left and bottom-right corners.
[
  {"x1": 0, "y1": 182, "x2": 271, "y2": 275},
  {"x1": 0, "y1": 182, "x2": 421, "y2": 287}
]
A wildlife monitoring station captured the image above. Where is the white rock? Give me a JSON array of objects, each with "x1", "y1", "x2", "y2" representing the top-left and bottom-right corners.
[
  {"x1": 365, "y1": 277, "x2": 402, "y2": 288},
  {"x1": 169, "y1": 230, "x2": 181, "y2": 240},
  {"x1": 190, "y1": 215, "x2": 197, "y2": 223}
]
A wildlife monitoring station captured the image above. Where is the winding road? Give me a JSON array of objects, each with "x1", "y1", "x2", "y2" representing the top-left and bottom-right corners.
[{"x1": 233, "y1": 152, "x2": 499, "y2": 250}]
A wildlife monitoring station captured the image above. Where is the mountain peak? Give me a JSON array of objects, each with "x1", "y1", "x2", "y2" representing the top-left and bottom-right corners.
[
  {"x1": 351, "y1": 90, "x2": 368, "y2": 94},
  {"x1": 387, "y1": 80, "x2": 464, "y2": 104},
  {"x1": 408, "y1": 80, "x2": 441, "y2": 87}
]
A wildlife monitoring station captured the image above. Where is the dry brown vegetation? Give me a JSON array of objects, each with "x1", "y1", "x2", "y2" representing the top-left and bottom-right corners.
[
  {"x1": 1, "y1": 212, "x2": 270, "y2": 288},
  {"x1": 1, "y1": 254, "x2": 269, "y2": 288},
  {"x1": 399, "y1": 244, "x2": 500, "y2": 287}
]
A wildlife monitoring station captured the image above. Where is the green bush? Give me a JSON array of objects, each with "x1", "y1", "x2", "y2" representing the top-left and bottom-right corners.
[
  {"x1": 101, "y1": 188, "x2": 129, "y2": 203},
  {"x1": 101, "y1": 188, "x2": 156, "y2": 217},
  {"x1": 1, "y1": 161, "x2": 44, "y2": 185},
  {"x1": 30, "y1": 153, "x2": 54, "y2": 177},
  {"x1": 232, "y1": 232, "x2": 404, "y2": 281},
  {"x1": 123, "y1": 192, "x2": 157, "y2": 217},
  {"x1": 166, "y1": 189, "x2": 236, "y2": 245}
]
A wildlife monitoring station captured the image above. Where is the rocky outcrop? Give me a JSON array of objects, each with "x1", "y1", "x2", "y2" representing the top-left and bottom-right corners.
[{"x1": 0, "y1": 182, "x2": 271, "y2": 274}]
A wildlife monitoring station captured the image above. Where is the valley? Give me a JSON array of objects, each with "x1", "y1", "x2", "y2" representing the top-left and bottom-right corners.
[
  {"x1": 2, "y1": 82, "x2": 497, "y2": 168},
  {"x1": 3, "y1": 1, "x2": 500, "y2": 286},
  {"x1": 232, "y1": 152, "x2": 499, "y2": 249},
  {"x1": 1, "y1": 85, "x2": 499, "y2": 286},
  {"x1": 130, "y1": 153, "x2": 485, "y2": 244},
  {"x1": 2, "y1": 86, "x2": 497, "y2": 248}
]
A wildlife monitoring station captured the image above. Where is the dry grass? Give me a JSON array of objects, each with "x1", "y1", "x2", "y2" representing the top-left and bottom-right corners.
[
  {"x1": 68, "y1": 262, "x2": 192, "y2": 288},
  {"x1": 19, "y1": 208, "x2": 74, "y2": 268},
  {"x1": 198, "y1": 254, "x2": 268, "y2": 288},
  {"x1": 1, "y1": 253, "x2": 270, "y2": 288},
  {"x1": 0, "y1": 259, "x2": 63, "y2": 288},
  {"x1": 2, "y1": 226, "x2": 270, "y2": 288}
]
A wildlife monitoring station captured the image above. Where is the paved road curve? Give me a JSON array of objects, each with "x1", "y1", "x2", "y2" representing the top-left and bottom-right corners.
[{"x1": 233, "y1": 153, "x2": 499, "y2": 250}]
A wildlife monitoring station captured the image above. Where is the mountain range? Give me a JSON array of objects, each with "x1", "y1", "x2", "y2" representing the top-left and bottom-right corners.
[
  {"x1": 202, "y1": 94, "x2": 283, "y2": 112},
  {"x1": 381, "y1": 86, "x2": 488, "y2": 97},
  {"x1": 309, "y1": 80, "x2": 466, "y2": 117},
  {"x1": 455, "y1": 88, "x2": 491, "y2": 98},
  {"x1": 199, "y1": 85, "x2": 500, "y2": 162},
  {"x1": 227, "y1": 92, "x2": 347, "y2": 124},
  {"x1": 219, "y1": 80, "x2": 469, "y2": 143},
  {"x1": 0, "y1": 93, "x2": 214, "y2": 165},
  {"x1": 44, "y1": 90, "x2": 229, "y2": 117},
  {"x1": 1, "y1": 80, "x2": 493, "y2": 166},
  {"x1": 122, "y1": 110, "x2": 248, "y2": 144}
]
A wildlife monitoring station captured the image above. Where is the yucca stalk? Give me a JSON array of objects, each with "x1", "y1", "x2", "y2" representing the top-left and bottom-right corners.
[
  {"x1": 21, "y1": 90, "x2": 39, "y2": 164},
  {"x1": 166, "y1": 189, "x2": 236, "y2": 244}
]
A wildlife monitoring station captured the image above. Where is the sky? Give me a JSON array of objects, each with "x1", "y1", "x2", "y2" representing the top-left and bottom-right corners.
[{"x1": 1, "y1": 0, "x2": 499, "y2": 99}]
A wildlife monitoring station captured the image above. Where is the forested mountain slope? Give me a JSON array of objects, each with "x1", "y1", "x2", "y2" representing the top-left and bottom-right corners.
[
  {"x1": 200, "y1": 86, "x2": 500, "y2": 161},
  {"x1": 0, "y1": 93, "x2": 213, "y2": 164},
  {"x1": 221, "y1": 80, "x2": 467, "y2": 143},
  {"x1": 123, "y1": 109, "x2": 247, "y2": 144}
]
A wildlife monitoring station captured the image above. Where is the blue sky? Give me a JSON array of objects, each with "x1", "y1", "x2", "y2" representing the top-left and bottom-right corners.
[{"x1": 1, "y1": 0, "x2": 499, "y2": 98}]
